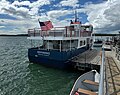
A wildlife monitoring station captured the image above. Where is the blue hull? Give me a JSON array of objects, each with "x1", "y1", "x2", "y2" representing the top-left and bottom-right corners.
[{"x1": 28, "y1": 47, "x2": 87, "y2": 69}]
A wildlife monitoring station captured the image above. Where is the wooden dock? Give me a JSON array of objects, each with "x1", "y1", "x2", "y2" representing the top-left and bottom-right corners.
[
  {"x1": 105, "y1": 50, "x2": 120, "y2": 95},
  {"x1": 70, "y1": 49, "x2": 101, "y2": 71}
]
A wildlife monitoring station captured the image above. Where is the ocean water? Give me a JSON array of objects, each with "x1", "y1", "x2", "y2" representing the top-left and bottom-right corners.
[
  {"x1": 0, "y1": 36, "x2": 81, "y2": 95},
  {"x1": 93, "y1": 47, "x2": 102, "y2": 51}
]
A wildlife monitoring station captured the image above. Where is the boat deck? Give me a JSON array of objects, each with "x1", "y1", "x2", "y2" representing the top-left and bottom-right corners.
[{"x1": 105, "y1": 50, "x2": 120, "y2": 95}]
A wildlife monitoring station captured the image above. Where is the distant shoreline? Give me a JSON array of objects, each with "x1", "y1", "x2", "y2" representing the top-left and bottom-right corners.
[
  {"x1": 0, "y1": 33, "x2": 118, "y2": 36},
  {"x1": 0, "y1": 34, "x2": 28, "y2": 36},
  {"x1": 92, "y1": 33, "x2": 118, "y2": 36}
]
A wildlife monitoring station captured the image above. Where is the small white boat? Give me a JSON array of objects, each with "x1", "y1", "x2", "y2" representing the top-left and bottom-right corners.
[
  {"x1": 93, "y1": 39, "x2": 103, "y2": 47},
  {"x1": 102, "y1": 44, "x2": 111, "y2": 51},
  {"x1": 70, "y1": 70, "x2": 99, "y2": 95}
]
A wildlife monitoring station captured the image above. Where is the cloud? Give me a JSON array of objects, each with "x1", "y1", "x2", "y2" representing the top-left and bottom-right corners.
[
  {"x1": 0, "y1": 0, "x2": 51, "y2": 34},
  {"x1": 60, "y1": 0, "x2": 79, "y2": 8},
  {"x1": 2, "y1": 7, "x2": 30, "y2": 18},
  {"x1": 77, "y1": 0, "x2": 120, "y2": 34},
  {"x1": 0, "y1": 0, "x2": 30, "y2": 18},
  {"x1": 12, "y1": 0, "x2": 50, "y2": 8},
  {"x1": 11, "y1": 0, "x2": 51, "y2": 16},
  {"x1": 47, "y1": 10, "x2": 71, "y2": 18},
  {"x1": 12, "y1": 1, "x2": 31, "y2": 6},
  {"x1": 29, "y1": 0, "x2": 50, "y2": 8},
  {"x1": 0, "y1": 0, "x2": 51, "y2": 18},
  {"x1": 0, "y1": 18, "x2": 39, "y2": 35},
  {"x1": 0, "y1": 26, "x2": 5, "y2": 28}
]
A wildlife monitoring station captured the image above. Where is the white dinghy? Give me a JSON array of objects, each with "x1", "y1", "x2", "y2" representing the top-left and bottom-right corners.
[{"x1": 70, "y1": 70, "x2": 99, "y2": 95}]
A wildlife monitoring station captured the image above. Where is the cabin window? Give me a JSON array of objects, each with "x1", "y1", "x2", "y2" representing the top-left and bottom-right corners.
[
  {"x1": 71, "y1": 40, "x2": 78, "y2": 49},
  {"x1": 53, "y1": 41, "x2": 60, "y2": 50},
  {"x1": 80, "y1": 41, "x2": 82, "y2": 46},
  {"x1": 80, "y1": 40, "x2": 86, "y2": 46},
  {"x1": 45, "y1": 40, "x2": 60, "y2": 50},
  {"x1": 62, "y1": 40, "x2": 70, "y2": 51},
  {"x1": 61, "y1": 40, "x2": 78, "y2": 51},
  {"x1": 90, "y1": 26, "x2": 93, "y2": 31},
  {"x1": 69, "y1": 26, "x2": 74, "y2": 31},
  {"x1": 86, "y1": 27, "x2": 89, "y2": 31},
  {"x1": 81, "y1": 27, "x2": 85, "y2": 31},
  {"x1": 90, "y1": 39, "x2": 93, "y2": 43},
  {"x1": 84, "y1": 40, "x2": 86, "y2": 45},
  {"x1": 48, "y1": 40, "x2": 53, "y2": 49}
]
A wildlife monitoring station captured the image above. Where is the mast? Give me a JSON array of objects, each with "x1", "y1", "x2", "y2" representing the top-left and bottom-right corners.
[{"x1": 75, "y1": 10, "x2": 77, "y2": 22}]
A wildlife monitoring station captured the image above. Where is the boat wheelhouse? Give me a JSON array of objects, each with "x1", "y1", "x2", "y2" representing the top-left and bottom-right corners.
[{"x1": 27, "y1": 22, "x2": 93, "y2": 69}]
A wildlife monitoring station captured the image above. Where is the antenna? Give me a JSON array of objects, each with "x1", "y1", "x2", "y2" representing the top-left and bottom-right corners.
[
  {"x1": 75, "y1": 10, "x2": 77, "y2": 22},
  {"x1": 75, "y1": 10, "x2": 79, "y2": 22}
]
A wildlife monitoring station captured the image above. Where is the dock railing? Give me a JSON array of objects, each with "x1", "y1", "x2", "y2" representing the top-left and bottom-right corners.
[{"x1": 98, "y1": 48, "x2": 106, "y2": 95}]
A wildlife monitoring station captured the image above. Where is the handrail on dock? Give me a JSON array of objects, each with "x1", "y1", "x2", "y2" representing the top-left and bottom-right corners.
[{"x1": 98, "y1": 48, "x2": 105, "y2": 95}]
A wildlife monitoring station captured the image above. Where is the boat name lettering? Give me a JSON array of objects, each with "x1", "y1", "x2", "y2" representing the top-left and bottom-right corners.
[{"x1": 37, "y1": 51, "x2": 50, "y2": 56}]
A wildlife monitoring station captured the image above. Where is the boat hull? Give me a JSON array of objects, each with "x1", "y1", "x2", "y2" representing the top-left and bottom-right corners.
[{"x1": 28, "y1": 46, "x2": 87, "y2": 69}]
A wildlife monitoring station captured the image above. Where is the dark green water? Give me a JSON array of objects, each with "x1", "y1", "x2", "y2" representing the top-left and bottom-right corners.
[{"x1": 0, "y1": 36, "x2": 81, "y2": 95}]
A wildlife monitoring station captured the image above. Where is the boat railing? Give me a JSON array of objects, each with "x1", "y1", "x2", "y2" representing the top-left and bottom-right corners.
[
  {"x1": 28, "y1": 28, "x2": 41, "y2": 37},
  {"x1": 49, "y1": 30, "x2": 65, "y2": 37},
  {"x1": 28, "y1": 27, "x2": 92, "y2": 38},
  {"x1": 28, "y1": 28, "x2": 76, "y2": 37}
]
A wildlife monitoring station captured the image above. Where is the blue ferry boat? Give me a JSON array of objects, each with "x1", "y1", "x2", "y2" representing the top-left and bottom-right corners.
[{"x1": 27, "y1": 19, "x2": 93, "y2": 69}]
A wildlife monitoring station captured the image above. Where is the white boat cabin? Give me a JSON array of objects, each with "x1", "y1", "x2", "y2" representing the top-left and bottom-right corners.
[{"x1": 27, "y1": 24, "x2": 93, "y2": 51}]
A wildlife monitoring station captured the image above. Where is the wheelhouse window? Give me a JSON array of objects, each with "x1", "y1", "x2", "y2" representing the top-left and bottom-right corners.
[
  {"x1": 61, "y1": 40, "x2": 78, "y2": 51},
  {"x1": 84, "y1": 40, "x2": 86, "y2": 45},
  {"x1": 80, "y1": 41, "x2": 82, "y2": 46},
  {"x1": 45, "y1": 40, "x2": 60, "y2": 50},
  {"x1": 80, "y1": 40, "x2": 86, "y2": 46},
  {"x1": 62, "y1": 40, "x2": 70, "y2": 51},
  {"x1": 53, "y1": 41, "x2": 60, "y2": 50},
  {"x1": 71, "y1": 40, "x2": 78, "y2": 49}
]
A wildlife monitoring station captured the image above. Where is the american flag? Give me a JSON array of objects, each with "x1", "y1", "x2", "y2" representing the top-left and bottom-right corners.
[{"x1": 39, "y1": 21, "x2": 53, "y2": 31}]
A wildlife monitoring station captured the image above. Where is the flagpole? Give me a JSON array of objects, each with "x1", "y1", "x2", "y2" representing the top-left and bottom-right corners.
[
  {"x1": 38, "y1": 19, "x2": 43, "y2": 37},
  {"x1": 38, "y1": 19, "x2": 41, "y2": 36}
]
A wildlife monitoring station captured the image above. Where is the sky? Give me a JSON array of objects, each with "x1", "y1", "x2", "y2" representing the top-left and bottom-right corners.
[{"x1": 0, "y1": 0, "x2": 119, "y2": 35}]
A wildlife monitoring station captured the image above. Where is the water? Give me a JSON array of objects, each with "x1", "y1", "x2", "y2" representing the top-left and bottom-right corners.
[
  {"x1": 93, "y1": 47, "x2": 102, "y2": 51},
  {"x1": 0, "y1": 36, "x2": 81, "y2": 95}
]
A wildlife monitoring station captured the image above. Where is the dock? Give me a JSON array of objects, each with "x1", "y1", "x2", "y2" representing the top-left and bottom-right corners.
[
  {"x1": 102, "y1": 32, "x2": 120, "y2": 95},
  {"x1": 70, "y1": 49, "x2": 101, "y2": 71},
  {"x1": 104, "y1": 49, "x2": 120, "y2": 95}
]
